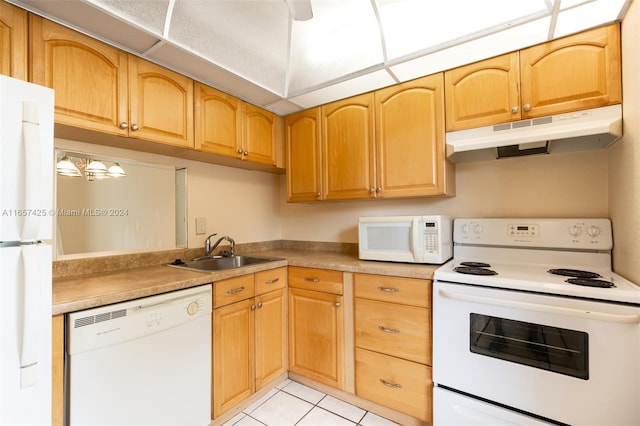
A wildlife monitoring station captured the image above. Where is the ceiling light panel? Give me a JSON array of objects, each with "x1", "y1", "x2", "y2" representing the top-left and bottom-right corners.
[
  {"x1": 87, "y1": 0, "x2": 170, "y2": 35},
  {"x1": 287, "y1": 0, "x2": 384, "y2": 96},
  {"x1": 376, "y1": 0, "x2": 550, "y2": 61},
  {"x1": 168, "y1": 0, "x2": 290, "y2": 95},
  {"x1": 554, "y1": 0, "x2": 630, "y2": 37}
]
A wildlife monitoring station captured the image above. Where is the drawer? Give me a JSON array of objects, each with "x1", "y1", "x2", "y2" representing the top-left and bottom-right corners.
[
  {"x1": 355, "y1": 298, "x2": 430, "y2": 364},
  {"x1": 288, "y1": 266, "x2": 343, "y2": 295},
  {"x1": 355, "y1": 348, "x2": 432, "y2": 423},
  {"x1": 214, "y1": 274, "x2": 255, "y2": 308},
  {"x1": 354, "y1": 273, "x2": 430, "y2": 308},
  {"x1": 255, "y1": 267, "x2": 286, "y2": 295}
]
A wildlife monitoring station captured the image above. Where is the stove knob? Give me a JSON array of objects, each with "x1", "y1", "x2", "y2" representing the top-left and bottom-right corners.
[
  {"x1": 473, "y1": 224, "x2": 483, "y2": 234},
  {"x1": 569, "y1": 225, "x2": 582, "y2": 237},
  {"x1": 461, "y1": 224, "x2": 469, "y2": 234},
  {"x1": 587, "y1": 225, "x2": 601, "y2": 237}
]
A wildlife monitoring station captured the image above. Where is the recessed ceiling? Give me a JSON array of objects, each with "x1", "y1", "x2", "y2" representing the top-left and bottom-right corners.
[{"x1": 9, "y1": 0, "x2": 632, "y2": 115}]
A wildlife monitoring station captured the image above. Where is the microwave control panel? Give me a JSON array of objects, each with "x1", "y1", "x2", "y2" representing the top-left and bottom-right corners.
[{"x1": 423, "y1": 221, "x2": 441, "y2": 253}]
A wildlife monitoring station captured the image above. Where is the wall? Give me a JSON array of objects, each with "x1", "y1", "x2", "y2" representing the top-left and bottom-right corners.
[
  {"x1": 279, "y1": 150, "x2": 609, "y2": 242},
  {"x1": 609, "y1": 1, "x2": 640, "y2": 283}
]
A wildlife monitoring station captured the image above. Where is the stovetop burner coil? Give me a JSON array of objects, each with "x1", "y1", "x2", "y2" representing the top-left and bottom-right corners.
[
  {"x1": 460, "y1": 261, "x2": 492, "y2": 268},
  {"x1": 548, "y1": 268, "x2": 602, "y2": 279},
  {"x1": 454, "y1": 266, "x2": 498, "y2": 276},
  {"x1": 566, "y1": 278, "x2": 616, "y2": 288}
]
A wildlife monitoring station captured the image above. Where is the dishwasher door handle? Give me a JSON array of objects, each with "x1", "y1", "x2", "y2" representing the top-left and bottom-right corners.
[{"x1": 133, "y1": 288, "x2": 211, "y2": 312}]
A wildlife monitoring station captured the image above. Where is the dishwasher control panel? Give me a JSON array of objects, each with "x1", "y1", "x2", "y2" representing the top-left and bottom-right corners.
[{"x1": 67, "y1": 284, "x2": 213, "y2": 355}]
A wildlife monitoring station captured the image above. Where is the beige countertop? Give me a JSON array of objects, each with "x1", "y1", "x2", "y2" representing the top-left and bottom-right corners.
[{"x1": 53, "y1": 249, "x2": 439, "y2": 315}]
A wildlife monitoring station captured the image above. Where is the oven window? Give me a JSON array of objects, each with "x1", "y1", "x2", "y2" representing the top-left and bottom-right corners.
[{"x1": 470, "y1": 314, "x2": 589, "y2": 380}]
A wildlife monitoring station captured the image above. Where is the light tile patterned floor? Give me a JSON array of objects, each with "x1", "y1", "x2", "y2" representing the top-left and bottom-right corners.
[{"x1": 222, "y1": 380, "x2": 401, "y2": 426}]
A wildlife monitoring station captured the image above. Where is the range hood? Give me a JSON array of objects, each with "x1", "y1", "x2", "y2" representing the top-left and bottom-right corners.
[{"x1": 445, "y1": 104, "x2": 622, "y2": 163}]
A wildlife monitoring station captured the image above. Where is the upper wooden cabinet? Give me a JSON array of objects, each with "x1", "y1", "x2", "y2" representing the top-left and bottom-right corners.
[
  {"x1": 287, "y1": 74, "x2": 453, "y2": 202},
  {"x1": 196, "y1": 82, "x2": 277, "y2": 166},
  {"x1": 519, "y1": 23, "x2": 621, "y2": 119},
  {"x1": 445, "y1": 23, "x2": 621, "y2": 131},
  {"x1": 128, "y1": 56, "x2": 193, "y2": 147},
  {"x1": 375, "y1": 73, "x2": 451, "y2": 198},
  {"x1": 0, "y1": 0, "x2": 27, "y2": 80},
  {"x1": 285, "y1": 108, "x2": 322, "y2": 202},
  {"x1": 321, "y1": 93, "x2": 375, "y2": 201},
  {"x1": 29, "y1": 16, "x2": 193, "y2": 148}
]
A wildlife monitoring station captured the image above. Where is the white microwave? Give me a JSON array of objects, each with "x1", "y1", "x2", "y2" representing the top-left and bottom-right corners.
[{"x1": 358, "y1": 215, "x2": 452, "y2": 264}]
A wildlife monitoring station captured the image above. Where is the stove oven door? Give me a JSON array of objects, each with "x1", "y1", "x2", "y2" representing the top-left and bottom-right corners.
[{"x1": 433, "y1": 281, "x2": 640, "y2": 426}]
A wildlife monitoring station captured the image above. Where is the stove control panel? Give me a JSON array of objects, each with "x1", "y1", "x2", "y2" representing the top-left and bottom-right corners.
[{"x1": 454, "y1": 218, "x2": 612, "y2": 250}]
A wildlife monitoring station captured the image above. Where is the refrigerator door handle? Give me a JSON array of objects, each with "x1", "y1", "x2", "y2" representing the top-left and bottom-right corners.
[
  {"x1": 21, "y1": 101, "x2": 43, "y2": 241},
  {"x1": 20, "y1": 244, "x2": 41, "y2": 388}
]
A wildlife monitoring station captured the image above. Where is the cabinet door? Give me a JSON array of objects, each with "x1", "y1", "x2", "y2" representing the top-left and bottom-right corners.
[
  {"x1": 128, "y1": 56, "x2": 194, "y2": 147},
  {"x1": 52, "y1": 314, "x2": 64, "y2": 426},
  {"x1": 285, "y1": 108, "x2": 322, "y2": 202},
  {"x1": 321, "y1": 93, "x2": 375, "y2": 200},
  {"x1": 194, "y1": 82, "x2": 242, "y2": 157},
  {"x1": 444, "y1": 52, "x2": 520, "y2": 131},
  {"x1": 255, "y1": 289, "x2": 287, "y2": 390},
  {"x1": 520, "y1": 23, "x2": 621, "y2": 118},
  {"x1": 29, "y1": 16, "x2": 129, "y2": 136},
  {"x1": 243, "y1": 103, "x2": 276, "y2": 166},
  {"x1": 288, "y1": 288, "x2": 344, "y2": 389},
  {"x1": 0, "y1": 1, "x2": 27, "y2": 79},
  {"x1": 213, "y1": 298, "x2": 255, "y2": 418},
  {"x1": 375, "y1": 73, "x2": 448, "y2": 198}
]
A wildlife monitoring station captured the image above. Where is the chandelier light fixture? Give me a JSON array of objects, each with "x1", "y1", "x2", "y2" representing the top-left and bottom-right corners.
[{"x1": 56, "y1": 156, "x2": 127, "y2": 181}]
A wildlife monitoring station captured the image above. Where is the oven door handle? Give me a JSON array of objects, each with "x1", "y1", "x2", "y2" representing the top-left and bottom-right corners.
[{"x1": 438, "y1": 289, "x2": 640, "y2": 324}]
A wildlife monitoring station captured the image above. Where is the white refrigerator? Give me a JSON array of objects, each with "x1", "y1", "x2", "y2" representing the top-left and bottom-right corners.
[{"x1": 0, "y1": 75, "x2": 55, "y2": 425}]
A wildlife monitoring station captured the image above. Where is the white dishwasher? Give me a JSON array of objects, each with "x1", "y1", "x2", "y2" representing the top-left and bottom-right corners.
[{"x1": 66, "y1": 284, "x2": 212, "y2": 426}]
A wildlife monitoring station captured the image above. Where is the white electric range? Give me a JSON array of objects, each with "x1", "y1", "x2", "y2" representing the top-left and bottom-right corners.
[{"x1": 433, "y1": 218, "x2": 640, "y2": 425}]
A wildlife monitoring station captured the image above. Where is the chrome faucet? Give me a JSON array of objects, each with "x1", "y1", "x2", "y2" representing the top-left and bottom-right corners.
[{"x1": 204, "y1": 233, "x2": 235, "y2": 257}]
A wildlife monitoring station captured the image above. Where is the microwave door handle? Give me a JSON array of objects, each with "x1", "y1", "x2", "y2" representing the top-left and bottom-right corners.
[
  {"x1": 438, "y1": 289, "x2": 640, "y2": 324},
  {"x1": 411, "y1": 217, "x2": 420, "y2": 260}
]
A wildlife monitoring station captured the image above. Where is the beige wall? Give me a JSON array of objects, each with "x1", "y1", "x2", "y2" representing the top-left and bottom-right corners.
[
  {"x1": 609, "y1": 1, "x2": 640, "y2": 283},
  {"x1": 279, "y1": 150, "x2": 608, "y2": 242}
]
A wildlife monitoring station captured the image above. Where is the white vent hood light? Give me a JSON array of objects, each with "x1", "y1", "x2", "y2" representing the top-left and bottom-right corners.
[
  {"x1": 446, "y1": 104, "x2": 623, "y2": 163},
  {"x1": 6, "y1": 0, "x2": 633, "y2": 115}
]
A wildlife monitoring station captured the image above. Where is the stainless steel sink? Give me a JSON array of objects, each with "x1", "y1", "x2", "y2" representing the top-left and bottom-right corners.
[{"x1": 168, "y1": 255, "x2": 278, "y2": 272}]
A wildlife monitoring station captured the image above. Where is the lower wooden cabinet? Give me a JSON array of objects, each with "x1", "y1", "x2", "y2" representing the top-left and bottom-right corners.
[
  {"x1": 354, "y1": 273, "x2": 433, "y2": 423},
  {"x1": 288, "y1": 267, "x2": 345, "y2": 390},
  {"x1": 52, "y1": 314, "x2": 64, "y2": 426},
  {"x1": 212, "y1": 268, "x2": 287, "y2": 418},
  {"x1": 355, "y1": 348, "x2": 432, "y2": 422}
]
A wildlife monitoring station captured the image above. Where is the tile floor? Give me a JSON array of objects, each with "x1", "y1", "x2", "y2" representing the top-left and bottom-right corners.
[{"x1": 222, "y1": 379, "x2": 401, "y2": 426}]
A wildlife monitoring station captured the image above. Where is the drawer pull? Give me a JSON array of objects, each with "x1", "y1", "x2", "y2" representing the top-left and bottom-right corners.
[
  {"x1": 265, "y1": 278, "x2": 280, "y2": 284},
  {"x1": 305, "y1": 277, "x2": 321, "y2": 283},
  {"x1": 380, "y1": 379, "x2": 403, "y2": 389},
  {"x1": 226, "y1": 286, "x2": 245, "y2": 294},
  {"x1": 378, "y1": 325, "x2": 400, "y2": 333},
  {"x1": 377, "y1": 286, "x2": 399, "y2": 293}
]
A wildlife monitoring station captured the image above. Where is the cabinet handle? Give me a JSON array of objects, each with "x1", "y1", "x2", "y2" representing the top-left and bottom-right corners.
[
  {"x1": 131, "y1": 124, "x2": 139, "y2": 131},
  {"x1": 511, "y1": 106, "x2": 519, "y2": 114},
  {"x1": 335, "y1": 302, "x2": 341, "y2": 308},
  {"x1": 316, "y1": 192, "x2": 321, "y2": 197},
  {"x1": 376, "y1": 187, "x2": 382, "y2": 193},
  {"x1": 243, "y1": 150, "x2": 249, "y2": 156},
  {"x1": 305, "y1": 277, "x2": 321, "y2": 283},
  {"x1": 378, "y1": 325, "x2": 400, "y2": 333},
  {"x1": 251, "y1": 304, "x2": 256, "y2": 311},
  {"x1": 377, "y1": 286, "x2": 399, "y2": 293},
  {"x1": 264, "y1": 278, "x2": 279, "y2": 285},
  {"x1": 257, "y1": 302, "x2": 263, "y2": 309},
  {"x1": 369, "y1": 188, "x2": 375, "y2": 194},
  {"x1": 523, "y1": 103, "x2": 531, "y2": 112},
  {"x1": 119, "y1": 122, "x2": 128, "y2": 129},
  {"x1": 380, "y1": 379, "x2": 402, "y2": 389},
  {"x1": 226, "y1": 286, "x2": 245, "y2": 294},
  {"x1": 237, "y1": 149, "x2": 243, "y2": 154}
]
